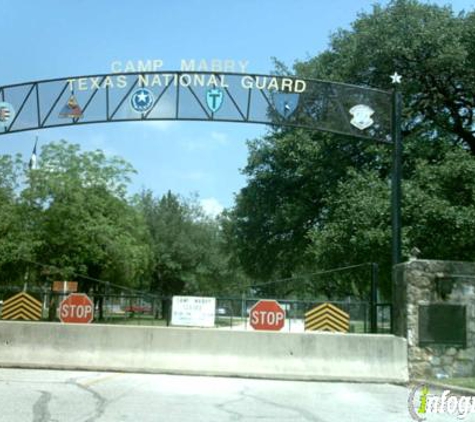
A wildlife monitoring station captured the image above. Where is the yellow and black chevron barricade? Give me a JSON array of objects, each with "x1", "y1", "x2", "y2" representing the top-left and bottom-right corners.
[
  {"x1": 1, "y1": 292, "x2": 43, "y2": 321},
  {"x1": 305, "y1": 302, "x2": 349, "y2": 333}
]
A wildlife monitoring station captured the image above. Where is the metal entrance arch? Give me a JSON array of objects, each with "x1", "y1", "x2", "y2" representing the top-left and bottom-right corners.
[{"x1": 0, "y1": 71, "x2": 402, "y2": 267}]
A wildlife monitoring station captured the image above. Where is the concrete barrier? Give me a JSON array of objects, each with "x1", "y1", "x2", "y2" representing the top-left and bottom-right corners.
[{"x1": 0, "y1": 321, "x2": 408, "y2": 382}]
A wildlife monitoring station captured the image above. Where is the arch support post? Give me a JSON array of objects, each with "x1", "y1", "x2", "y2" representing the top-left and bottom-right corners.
[{"x1": 391, "y1": 91, "x2": 403, "y2": 268}]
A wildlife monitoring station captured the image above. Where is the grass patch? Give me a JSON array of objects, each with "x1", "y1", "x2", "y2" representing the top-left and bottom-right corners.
[
  {"x1": 97, "y1": 316, "x2": 248, "y2": 328},
  {"x1": 214, "y1": 317, "x2": 247, "y2": 328},
  {"x1": 97, "y1": 316, "x2": 168, "y2": 326}
]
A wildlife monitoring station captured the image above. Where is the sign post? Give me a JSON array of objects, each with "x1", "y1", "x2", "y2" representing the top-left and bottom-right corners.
[
  {"x1": 59, "y1": 293, "x2": 94, "y2": 324},
  {"x1": 250, "y1": 300, "x2": 285, "y2": 331}
]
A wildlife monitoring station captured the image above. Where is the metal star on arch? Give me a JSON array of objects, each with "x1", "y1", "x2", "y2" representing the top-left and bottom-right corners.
[{"x1": 390, "y1": 72, "x2": 402, "y2": 84}]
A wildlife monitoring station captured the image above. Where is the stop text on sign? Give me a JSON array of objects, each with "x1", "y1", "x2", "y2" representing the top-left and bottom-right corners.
[
  {"x1": 251, "y1": 310, "x2": 285, "y2": 326},
  {"x1": 250, "y1": 300, "x2": 286, "y2": 331},
  {"x1": 59, "y1": 293, "x2": 94, "y2": 324},
  {"x1": 60, "y1": 304, "x2": 93, "y2": 319}
]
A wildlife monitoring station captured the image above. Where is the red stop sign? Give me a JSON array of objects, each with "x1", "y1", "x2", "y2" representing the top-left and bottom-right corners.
[
  {"x1": 59, "y1": 293, "x2": 94, "y2": 324},
  {"x1": 250, "y1": 300, "x2": 286, "y2": 331}
]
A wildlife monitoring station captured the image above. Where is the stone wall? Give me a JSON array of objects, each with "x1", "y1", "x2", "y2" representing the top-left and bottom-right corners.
[{"x1": 394, "y1": 260, "x2": 475, "y2": 379}]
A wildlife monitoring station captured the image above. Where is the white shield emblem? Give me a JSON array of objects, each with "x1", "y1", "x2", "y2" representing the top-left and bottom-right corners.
[
  {"x1": 349, "y1": 104, "x2": 375, "y2": 130},
  {"x1": 272, "y1": 92, "x2": 299, "y2": 118}
]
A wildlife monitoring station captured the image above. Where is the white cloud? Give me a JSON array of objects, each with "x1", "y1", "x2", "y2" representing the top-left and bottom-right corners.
[
  {"x1": 182, "y1": 139, "x2": 207, "y2": 152},
  {"x1": 182, "y1": 171, "x2": 207, "y2": 181},
  {"x1": 210, "y1": 131, "x2": 229, "y2": 145},
  {"x1": 147, "y1": 120, "x2": 177, "y2": 131},
  {"x1": 181, "y1": 131, "x2": 229, "y2": 152},
  {"x1": 200, "y1": 197, "x2": 224, "y2": 218},
  {"x1": 84, "y1": 135, "x2": 119, "y2": 157}
]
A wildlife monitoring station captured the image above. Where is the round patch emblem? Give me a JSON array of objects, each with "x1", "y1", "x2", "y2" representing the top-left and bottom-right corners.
[{"x1": 130, "y1": 88, "x2": 154, "y2": 113}]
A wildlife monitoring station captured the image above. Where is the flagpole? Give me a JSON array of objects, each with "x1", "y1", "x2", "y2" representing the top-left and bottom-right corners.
[
  {"x1": 29, "y1": 136, "x2": 38, "y2": 170},
  {"x1": 25, "y1": 135, "x2": 39, "y2": 291},
  {"x1": 390, "y1": 72, "x2": 403, "y2": 268}
]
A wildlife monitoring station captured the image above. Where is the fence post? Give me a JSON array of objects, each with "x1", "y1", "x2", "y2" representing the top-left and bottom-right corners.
[
  {"x1": 370, "y1": 263, "x2": 379, "y2": 333},
  {"x1": 166, "y1": 297, "x2": 171, "y2": 326},
  {"x1": 241, "y1": 292, "x2": 246, "y2": 328}
]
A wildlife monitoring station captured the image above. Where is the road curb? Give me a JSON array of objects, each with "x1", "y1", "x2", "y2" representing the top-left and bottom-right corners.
[{"x1": 412, "y1": 378, "x2": 475, "y2": 396}]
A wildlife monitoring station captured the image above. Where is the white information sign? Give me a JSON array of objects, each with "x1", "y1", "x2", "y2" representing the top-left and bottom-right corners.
[{"x1": 171, "y1": 296, "x2": 216, "y2": 327}]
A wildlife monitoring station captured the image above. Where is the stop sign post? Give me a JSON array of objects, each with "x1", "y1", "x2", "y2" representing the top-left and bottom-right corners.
[
  {"x1": 250, "y1": 300, "x2": 286, "y2": 331},
  {"x1": 59, "y1": 293, "x2": 94, "y2": 324}
]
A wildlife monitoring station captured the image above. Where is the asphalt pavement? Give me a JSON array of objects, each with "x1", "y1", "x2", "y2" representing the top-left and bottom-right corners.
[{"x1": 0, "y1": 368, "x2": 459, "y2": 421}]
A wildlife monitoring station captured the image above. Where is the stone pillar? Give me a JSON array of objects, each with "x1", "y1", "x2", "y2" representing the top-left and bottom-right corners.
[{"x1": 393, "y1": 260, "x2": 475, "y2": 378}]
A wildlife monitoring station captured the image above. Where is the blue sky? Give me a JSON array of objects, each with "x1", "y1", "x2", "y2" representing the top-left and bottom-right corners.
[{"x1": 1, "y1": 0, "x2": 473, "y2": 215}]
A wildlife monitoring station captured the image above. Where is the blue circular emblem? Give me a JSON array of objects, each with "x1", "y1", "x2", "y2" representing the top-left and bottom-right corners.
[
  {"x1": 130, "y1": 88, "x2": 155, "y2": 113},
  {"x1": 0, "y1": 102, "x2": 15, "y2": 129}
]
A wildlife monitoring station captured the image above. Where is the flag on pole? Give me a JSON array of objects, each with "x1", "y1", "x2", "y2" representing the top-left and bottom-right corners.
[{"x1": 29, "y1": 137, "x2": 38, "y2": 170}]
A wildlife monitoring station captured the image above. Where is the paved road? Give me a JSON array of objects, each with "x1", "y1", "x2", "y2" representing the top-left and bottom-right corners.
[{"x1": 0, "y1": 368, "x2": 456, "y2": 421}]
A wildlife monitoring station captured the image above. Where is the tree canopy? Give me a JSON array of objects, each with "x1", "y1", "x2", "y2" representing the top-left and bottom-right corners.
[
  {"x1": 225, "y1": 0, "x2": 475, "y2": 299},
  {"x1": 1, "y1": 141, "x2": 150, "y2": 288},
  {"x1": 0, "y1": 141, "x2": 247, "y2": 297},
  {"x1": 2, "y1": 0, "x2": 474, "y2": 302},
  {"x1": 137, "y1": 190, "x2": 240, "y2": 297},
  {"x1": 294, "y1": 0, "x2": 475, "y2": 151}
]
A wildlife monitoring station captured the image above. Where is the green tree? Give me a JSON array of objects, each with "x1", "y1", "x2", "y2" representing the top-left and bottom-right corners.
[
  {"x1": 295, "y1": 0, "x2": 475, "y2": 151},
  {"x1": 226, "y1": 0, "x2": 475, "y2": 293},
  {"x1": 225, "y1": 128, "x2": 386, "y2": 291},
  {"x1": 0, "y1": 154, "x2": 35, "y2": 284},
  {"x1": 20, "y1": 140, "x2": 150, "y2": 289},
  {"x1": 138, "y1": 190, "x2": 241, "y2": 297},
  {"x1": 308, "y1": 146, "x2": 475, "y2": 298}
]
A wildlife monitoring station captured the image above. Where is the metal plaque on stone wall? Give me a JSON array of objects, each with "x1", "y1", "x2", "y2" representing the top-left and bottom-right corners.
[{"x1": 418, "y1": 304, "x2": 466, "y2": 347}]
